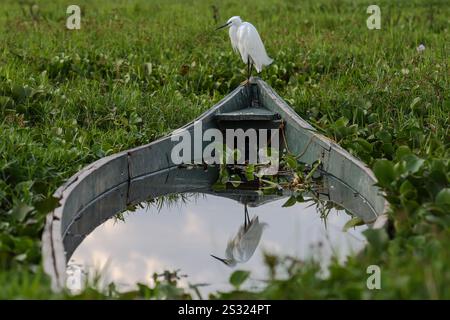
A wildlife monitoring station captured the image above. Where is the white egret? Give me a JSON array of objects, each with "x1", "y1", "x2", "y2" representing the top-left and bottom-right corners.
[
  {"x1": 216, "y1": 16, "x2": 273, "y2": 82},
  {"x1": 211, "y1": 204, "x2": 268, "y2": 267}
]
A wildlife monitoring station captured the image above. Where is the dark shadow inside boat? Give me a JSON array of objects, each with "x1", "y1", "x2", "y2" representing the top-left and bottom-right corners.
[{"x1": 64, "y1": 164, "x2": 378, "y2": 263}]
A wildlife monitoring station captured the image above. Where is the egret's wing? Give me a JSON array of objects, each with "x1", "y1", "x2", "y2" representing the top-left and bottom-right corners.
[
  {"x1": 240, "y1": 22, "x2": 273, "y2": 72},
  {"x1": 228, "y1": 25, "x2": 239, "y2": 53},
  {"x1": 225, "y1": 238, "x2": 236, "y2": 261},
  {"x1": 236, "y1": 24, "x2": 249, "y2": 64},
  {"x1": 236, "y1": 217, "x2": 267, "y2": 262}
]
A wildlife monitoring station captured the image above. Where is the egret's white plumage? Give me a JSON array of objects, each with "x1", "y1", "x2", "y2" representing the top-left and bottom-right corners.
[
  {"x1": 219, "y1": 16, "x2": 273, "y2": 74},
  {"x1": 211, "y1": 206, "x2": 267, "y2": 267}
]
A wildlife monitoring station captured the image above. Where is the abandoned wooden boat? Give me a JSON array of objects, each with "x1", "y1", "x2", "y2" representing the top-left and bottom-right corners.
[{"x1": 42, "y1": 77, "x2": 389, "y2": 290}]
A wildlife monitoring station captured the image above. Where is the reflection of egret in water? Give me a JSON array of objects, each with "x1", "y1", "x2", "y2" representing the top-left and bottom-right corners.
[{"x1": 211, "y1": 204, "x2": 268, "y2": 267}]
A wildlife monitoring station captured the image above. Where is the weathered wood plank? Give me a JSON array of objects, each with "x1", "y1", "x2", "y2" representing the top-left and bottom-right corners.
[
  {"x1": 325, "y1": 175, "x2": 378, "y2": 223},
  {"x1": 42, "y1": 77, "x2": 388, "y2": 292},
  {"x1": 59, "y1": 153, "x2": 128, "y2": 233},
  {"x1": 327, "y1": 146, "x2": 384, "y2": 216},
  {"x1": 63, "y1": 183, "x2": 128, "y2": 260},
  {"x1": 128, "y1": 167, "x2": 218, "y2": 205},
  {"x1": 256, "y1": 78, "x2": 386, "y2": 217},
  {"x1": 127, "y1": 85, "x2": 249, "y2": 179}
]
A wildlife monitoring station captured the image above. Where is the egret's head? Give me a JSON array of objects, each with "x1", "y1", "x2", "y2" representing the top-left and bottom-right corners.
[
  {"x1": 227, "y1": 16, "x2": 242, "y2": 26},
  {"x1": 210, "y1": 254, "x2": 237, "y2": 267},
  {"x1": 216, "y1": 16, "x2": 242, "y2": 30}
]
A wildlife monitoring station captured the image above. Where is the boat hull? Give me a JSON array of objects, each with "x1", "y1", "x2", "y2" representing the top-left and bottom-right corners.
[{"x1": 42, "y1": 77, "x2": 388, "y2": 290}]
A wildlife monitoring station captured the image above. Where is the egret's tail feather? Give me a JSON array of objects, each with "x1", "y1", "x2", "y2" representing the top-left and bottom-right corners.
[
  {"x1": 255, "y1": 56, "x2": 274, "y2": 73},
  {"x1": 262, "y1": 56, "x2": 273, "y2": 67}
]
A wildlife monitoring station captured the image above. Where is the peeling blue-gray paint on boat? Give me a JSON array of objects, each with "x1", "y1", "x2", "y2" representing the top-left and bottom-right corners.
[{"x1": 42, "y1": 78, "x2": 388, "y2": 291}]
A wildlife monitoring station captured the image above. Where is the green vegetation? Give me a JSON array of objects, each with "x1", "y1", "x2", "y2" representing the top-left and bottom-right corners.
[{"x1": 0, "y1": 0, "x2": 448, "y2": 299}]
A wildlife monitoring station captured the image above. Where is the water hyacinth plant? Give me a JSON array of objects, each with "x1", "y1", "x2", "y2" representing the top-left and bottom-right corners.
[{"x1": 0, "y1": 0, "x2": 449, "y2": 299}]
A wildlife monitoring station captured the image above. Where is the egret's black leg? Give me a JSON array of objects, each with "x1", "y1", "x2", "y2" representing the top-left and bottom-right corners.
[
  {"x1": 244, "y1": 204, "x2": 250, "y2": 230},
  {"x1": 247, "y1": 57, "x2": 251, "y2": 82}
]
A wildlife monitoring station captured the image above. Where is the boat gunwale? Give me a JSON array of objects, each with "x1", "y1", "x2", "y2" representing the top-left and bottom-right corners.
[{"x1": 41, "y1": 78, "x2": 389, "y2": 291}]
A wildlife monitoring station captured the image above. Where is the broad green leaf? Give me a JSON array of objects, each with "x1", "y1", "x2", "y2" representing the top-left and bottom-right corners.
[
  {"x1": 363, "y1": 228, "x2": 389, "y2": 253},
  {"x1": 436, "y1": 188, "x2": 450, "y2": 206},
  {"x1": 282, "y1": 195, "x2": 297, "y2": 207},
  {"x1": 219, "y1": 167, "x2": 230, "y2": 184},
  {"x1": 355, "y1": 138, "x2": 373, "y2": 153},
  {"x1": 229, "y1": 174, "x2": 241, "y2": 187},
  {"x1": 403, "y1": 154, "x2": 424, "y2": 174},
  {"x1": 343, "y1": 217, "x2": 364, "y2": 231},
  {"x1": 376, "y1": 130, "x2": 392, "y2": 143},
  {"x1": 14, "y1": 253, "x2": 27, "y2": 262},
  {"x1": 34, "y1": 196, "x2": 60, "y2": 214},
  {"x1": 296, "y1": 194, "x2": 305, "y2": 203},
  {"x1": 11, "y1": 203, "x2": 34, "y2": 222},
  {"x1": 395, "y1": 145, "x2": 412, "y2": 161},
  {"x1": 399, "y1": 180, "x2": 416, "y2": 198},
  {"x1": 394, "y1": 161, "x2": 406, "y2": 177},
  {"x1": 373, "y1": 159, "x2": 395, "y2": 187},
  {"x1": 12, "y1": 84, "x2": 32, "y2": 102},
  {"x1": 382, "y1": 142, "x2": 394, "y2": 156},
  {"x1": 284, "y1": 154, "x2": 298, "y2": 170},
  {"x1": 212, "y1": 182, "x2": 226, "y2": 191},
  {"x1": 245, "y1": 164, "x2": 255, "y2": 181},
  {"x1": 335, "y1": 117, "x2": 349, "y2": 128},
  {"x1": 229, "y1": 270, "x2": 250, "y2": 289}
]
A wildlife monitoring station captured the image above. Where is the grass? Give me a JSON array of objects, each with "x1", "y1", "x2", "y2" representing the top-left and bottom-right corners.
[{"x1": 0, "y1": 0, "x2": 449, "y2": 299}]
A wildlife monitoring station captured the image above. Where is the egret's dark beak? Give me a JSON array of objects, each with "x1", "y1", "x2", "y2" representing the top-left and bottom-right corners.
[
  {"x1": 210, "y1": 254, "x2": 228, "y2": 265},
  {"x1": 215, "y1": 22, "x2": 230, "y2": 30}
]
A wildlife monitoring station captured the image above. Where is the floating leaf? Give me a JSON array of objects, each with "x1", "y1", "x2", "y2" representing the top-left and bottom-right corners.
[
  {"x1": 296, "y1": 194, "x2": 305, "y2": 203},
  {"x1": 399, "y1": 180, "x2": 416, "y2": 198},
  {"x1": 284, "y1": 154, "x2": 298, "y2": 170},
  {"x1": 376, "y1": 130, "x2": 392, "y2": 143},
  {"x1": 436, "y1": 188, "x2": 450, "y2": 206},
  {"x1": 403, "y1": 154, "x2": 424, "y2": 174},
  {"x1": 382, "y1": 143, "x2": 394, "y2": 156},
  {"x1": 11, "y1": 203, "x2": 34, "y2": 222},
  {"x1": 335, "y1": 117, "x2": 349, "y2": 128},
  {"x1": 245, "y1": 164, "x2": 255, "y2": 181},
  {"x1": 395, "y1": 145, "x2": 412, "y2": 161},
  {"x1": 212, "y1": 181, "x2": 226, "y2": 191},
  {"x1": 355, "y1": 138, "x2": 373, "y2": 153},
  {"x1": 229, "y1": 174, "x2": 241, "y2": 187},
  {"x1": 373, "y1": 159, "x2": 395, "y2": 187},
  {"x1": 14, "y1": 253, "x2": 27, "y2": 262},
  {"x1": 363, "y1": 228, "x2": 389, "y2": 253},
  {"x1": 12, "y1": 84, "x2": 32, "y2": 102},
  {"x1": 282, "y1": 195, "x2": 297, "y2": 207},
  {"x1": 34, "y1": 196, "x2": 60, "y2": 214},
  {"x1": 219, "y1": 167, "x2": 230, "y2": 184},
  {"x1": 343, "y1": 217, "x2": 364, "y2": 231},
  {"x1": 229, "y1": 270, "x2": 250, "y2": 289}
]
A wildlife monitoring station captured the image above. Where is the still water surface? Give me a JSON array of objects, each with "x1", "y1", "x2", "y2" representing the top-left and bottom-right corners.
[{"x1": 68, "y1": 193, "x2": 368, "y2": 295}]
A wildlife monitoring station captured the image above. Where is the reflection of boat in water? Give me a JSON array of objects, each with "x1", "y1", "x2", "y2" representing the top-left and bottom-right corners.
[
  {"x1": 42, "y1": 78, "x2": 388, "y2": 290},
  {"x1": 211, "y1": 204, "x2": 268, "y2": 267}
]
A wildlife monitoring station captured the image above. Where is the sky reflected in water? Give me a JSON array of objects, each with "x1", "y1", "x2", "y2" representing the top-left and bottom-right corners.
[{"x1": 69, "y1": 194, "x2": 368, "y2": 295}]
